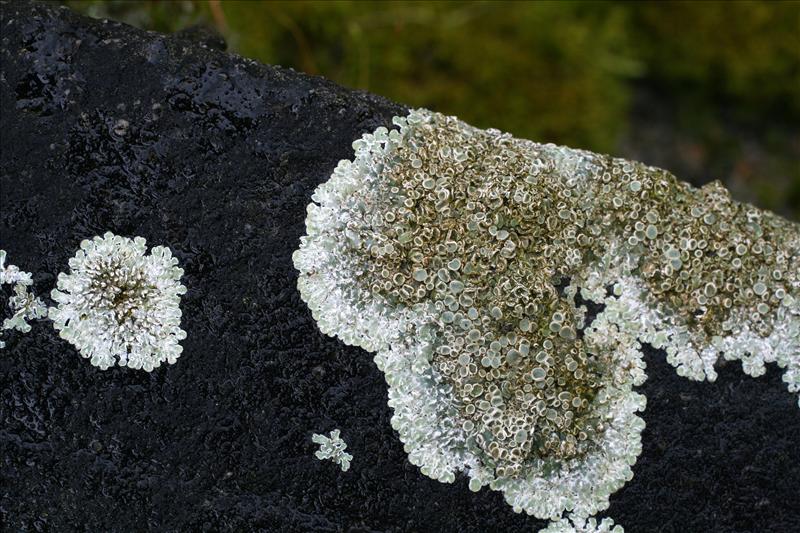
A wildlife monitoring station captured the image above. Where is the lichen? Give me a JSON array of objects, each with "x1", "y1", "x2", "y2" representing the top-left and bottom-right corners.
[
  {"x1": 293, "y1": 109, "x2": 799, "y2": 519},
  {"x1": 49, "y1": 232, "x2": 187, "y2": 371},
  {"x1": 541, "y1": 515, "x2": 623, "y2": 533},
  {"x1": 1, "y1": 250, "x2": 47, "y2": 348},
  {"x1": 0, "y1": 249, "x2": 33, "y2": 286},
  {"x1": 312, "y1": 429, "x2": 353, "y2": 472}
]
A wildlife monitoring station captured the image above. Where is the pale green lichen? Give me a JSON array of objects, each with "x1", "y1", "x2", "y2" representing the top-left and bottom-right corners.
[
  {"x1": 293, "y1": 109, "x2": 799, "y2": 519},
  {"x1": 4, "y1": 283, "x2": 48, "y2": 334},
  {"x1": 312, "y1": 429, "x2": 353, "y2": 472},
  {"x1": 541, "y1": 515, "x2": 623, "y2": 533},
  {"x1": 0, "y1": 250, "x2": 33, "y2": 286},
  {"x1": 49, "y1": 233, "x2": 187, "y2": 371},
  {"x1": 1, "y1": 250, "x2": 47, "y2": 348}
]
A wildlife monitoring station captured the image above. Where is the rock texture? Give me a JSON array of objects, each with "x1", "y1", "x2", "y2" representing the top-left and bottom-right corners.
[{"x1": 0, "y1": 2, "x2": 797, "y2": 531}]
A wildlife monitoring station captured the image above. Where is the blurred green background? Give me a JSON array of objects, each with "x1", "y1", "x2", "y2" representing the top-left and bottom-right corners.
[{"x1": 63, "y1": 0, "x2": 799, "y2": 219}]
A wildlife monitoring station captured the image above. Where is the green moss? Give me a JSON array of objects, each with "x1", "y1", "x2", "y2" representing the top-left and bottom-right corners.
[{"x1": 629, "y1": 1, "x2": 800, "y2": 118}]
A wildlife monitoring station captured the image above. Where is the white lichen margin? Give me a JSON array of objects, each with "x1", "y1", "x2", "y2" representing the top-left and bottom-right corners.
[
  {"x1": 294, "y1": 108, "x2": 799, "y2": 520},
  {"x1": 0, "y1": 250, "x2": 47, "y2": 348},
  {"x1": 312, "y1": 429, "x2": 353, "y2": 472},
  {"x1": 540, "y1": 515, "x2": 623, "y2": 533},
  {"x1": 49, "y1": 232, "x2": 187, "y2": 371}
]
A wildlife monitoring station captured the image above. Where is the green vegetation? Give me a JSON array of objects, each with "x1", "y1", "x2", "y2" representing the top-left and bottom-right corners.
[{"x1": 62, "y1": 1, "x2": 799, "y2": 218}]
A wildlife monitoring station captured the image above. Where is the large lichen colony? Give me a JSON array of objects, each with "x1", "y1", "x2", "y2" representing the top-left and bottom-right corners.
[{"x1": 293, "y1": 109, "x2": 800, "y2": 519}]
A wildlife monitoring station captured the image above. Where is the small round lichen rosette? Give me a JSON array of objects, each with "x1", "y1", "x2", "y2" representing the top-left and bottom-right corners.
[
  {"x1": 49, "y1": 232, "x2": 187, "y2": 371},
  {"x1": 293, "y1": 109, "x2": 800, "y2": 519}
]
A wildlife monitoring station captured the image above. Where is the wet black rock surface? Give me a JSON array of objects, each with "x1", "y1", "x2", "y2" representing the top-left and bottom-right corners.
[{"x1": 1, "y1": 2, "x2": 798, "y2": 532}]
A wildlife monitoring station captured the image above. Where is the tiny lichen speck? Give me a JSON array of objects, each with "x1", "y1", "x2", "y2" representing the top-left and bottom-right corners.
[
  {"x1": 293, "y1": 109, "x2": 799, "y2": 519},
  {"x1": 312, "y1": 429, "x2": 353, "y2": 472},
  {"x1": 49, "y1": 232, "x2": 187, "y2": 371}
]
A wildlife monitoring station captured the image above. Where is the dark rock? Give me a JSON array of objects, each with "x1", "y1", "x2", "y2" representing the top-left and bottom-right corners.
[
  {"x1": 1, "y1": 2, "x2": 798, "y2": 532},
  {"x1": 172, "y1": 25, "x2": 227, "y2": 52}
]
